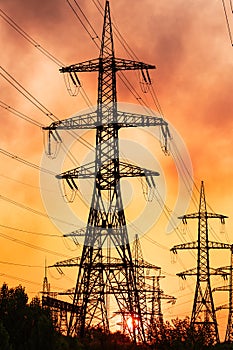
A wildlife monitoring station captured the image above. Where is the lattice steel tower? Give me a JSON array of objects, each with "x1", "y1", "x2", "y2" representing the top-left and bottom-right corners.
[
  {"x1": 43, "y1": 0, "x2": 169, "y2": 343},
  {"x1": 213, "y1": 247, "x2": 233, "y2": 342},
  {"x1": 171, "y1": 181, "x2": 231, "y2": 344}
]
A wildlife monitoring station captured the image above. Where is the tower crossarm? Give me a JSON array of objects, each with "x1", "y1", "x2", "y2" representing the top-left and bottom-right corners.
[
  {"x1": 179, "y1": 213, "x2": 228, "y2": 224},
  {"x1": 116, "y1": 111, "x2": 168, "y2": 129},
  {"x1": 43, "y1": 111, "x2": 169, "y2": 131},
  {"x1": 63, "y1": 227, "x2": 86, "y2": 246},
  {"x1": 171, "y1": 241, "x2": 198, "y2": 253},
  {"x1": 43, "y1": 110, "x2": 170, "y2": 154},
  {"x1": 171, "y1": 241, "x2": 232, "y2": 254},
  {"x1": 43, "y1": 111, "x2": 97, "y2": 131},
  {"x1": 177, "y1": 267, "x2": 228, "y2": 279},
  {"x1": 57, "y1": 160, "x2": 159, "y2": 191},
  {"x1": 177, "y1": 267, "x2": 197, "y2": 279},
  {"x1": 216, "y1": 303, "x2": 228, "y2": 311},
  {"x1": 213, "y1": 285, "x2": 230, "y2": 293},
  {"x1": 208, "y1": 241, "x2": 232, "y2": 250},
  {"x1": 59, "y1": 57, "x2": 155, "y2": 74},
  {"x1": 50, "y1": 255, "x2": 160, "y2": 271},
  {"x1": 42, "y1": 295, "x2": 79, "y2": 313}
]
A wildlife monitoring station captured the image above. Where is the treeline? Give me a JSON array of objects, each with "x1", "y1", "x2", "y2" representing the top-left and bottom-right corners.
[{"x1": 0, "y1": 283, "x2": 232, "y2": 350}]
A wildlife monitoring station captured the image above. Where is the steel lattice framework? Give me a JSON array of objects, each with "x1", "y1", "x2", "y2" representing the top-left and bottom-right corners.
[
  {"x1": 43, "y1": 0, "x2": 170, "y2": 343},
  {"x1": 171, "y1": 181, "x2": 230, "y2": 345},
  {"x1": 213, "y1": 247, "x2": 233, "y2": 342}
]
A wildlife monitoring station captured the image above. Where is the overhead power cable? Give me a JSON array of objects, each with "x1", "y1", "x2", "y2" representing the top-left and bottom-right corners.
[
  {"x1": 0, "y1": 9, "x2": 64, "y2": 66},
  {"x1": 0, "y1": 194, "x2": 78, "y2": 228},
  {"x1": 0, "y1": 223, "x2": 62, "y2": 238},
  {"x1": 0, "y1": 100, "x2": 43, "y2": 127},
  {"x1": 0, "y1": 66, "x2": 58, "y2": 122},
  {"x1": 222, "y1": 0, "x2": 233, "y2": 45},
  {"x1": 0, "y1": 272, "x2": 42, "y2": 287},
  {"x1": 0, "y1": 231, "x2": 70, "y2": 258},
  {"x1": 0, "y1": 68, "x2": 94, "y2": 152},
  {"x1": 0, "y1": 148, "x2": 56, "y2": 175},
  {"x1": 0, "y1": 7, "x2": 94, "y2": 109},
  {"x1": 0, "y1": 173, "x2": 54, "y2": 192},
  {"x1": 66, "y1": 0, "x2": 100, "y2": 47},
  {"x1": 0, "y1": 260, "x2": 43, "y2": 268}
]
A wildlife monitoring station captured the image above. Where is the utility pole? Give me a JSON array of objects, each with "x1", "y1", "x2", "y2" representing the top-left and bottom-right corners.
[
  {"x1": 171, "y1": 181, "x2": 231, "y2": 344},
  {"x1": 214, "y1": 247, "x2": 233, "y2": 342},
  {"x1": 43, "y1": 1, "x2": 170, "y2": 343}
]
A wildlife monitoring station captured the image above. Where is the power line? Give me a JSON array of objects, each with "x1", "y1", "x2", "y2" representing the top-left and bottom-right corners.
[
  {"x1": 66, "y1": 0, "x2": 100, "y2": 45},
  {"x1": 0, "y1": 66, "x2": 58, "y2": 122},
  {"x1": 0, "y1": 194, "x2": 78, "y2": 228},
  {"x1": 0, "y1": 260, "x2": 43, "y2": 268},
  {"x1": 0, "y1": 231, "x2": 71, "y2": 258},
  {"x1": 0, "y1": 173, "x2": 54, "y2": 193},
  {"x1": 0, "y1": 148, "x2": 56, "y2": 175},
  {"x1": 0, "y1": 7, "x2": 94, "y2": 110},
  {"x1": 0, "y1": 272, "x2": 42, "y2": 287},
  {"x1": 0, "y1": 223, "x2": 62, "y2": 238},
  {"x1": 222, "y1": 0, "x2": 233, "y2": 46},
  {"x1": 0, "y1": 8, "x2": 64, "y2": 66},
  {"x1": 0, "y1": 100, "x2": 43, "y2": 127}
]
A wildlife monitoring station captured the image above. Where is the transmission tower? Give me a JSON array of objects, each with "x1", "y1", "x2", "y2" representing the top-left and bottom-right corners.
[
  {"x1": 43, "y1": 1, "x2": 169, "y2": 343},
  {"x1": 42, "y1": 259, "x2": 50, "y2": 295},
  {"x1": 171, "y1": 181, "x2": 231, "y2": 344},
  {"x1": 213, "y1": 247, "x2": 233, "y2": 342}
]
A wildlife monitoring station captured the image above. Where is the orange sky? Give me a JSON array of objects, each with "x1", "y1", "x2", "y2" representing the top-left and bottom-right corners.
[{"x1": 1, "y1": 0, "x2": 233, "y2": 340}]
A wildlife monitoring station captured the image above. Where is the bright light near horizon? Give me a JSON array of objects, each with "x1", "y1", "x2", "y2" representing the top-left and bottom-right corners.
[{"x1": 126, "y1": 314, "x2": 139, "y2": 332}]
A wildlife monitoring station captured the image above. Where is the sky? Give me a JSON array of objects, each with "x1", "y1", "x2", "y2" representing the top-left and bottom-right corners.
[{"x1": 0, "y1": 0, "x2": 233, "y2": 340}]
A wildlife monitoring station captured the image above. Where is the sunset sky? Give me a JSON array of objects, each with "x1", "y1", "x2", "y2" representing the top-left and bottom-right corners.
[{"x1": 1, "y1": 0, "x2": 233, "y2": 340}]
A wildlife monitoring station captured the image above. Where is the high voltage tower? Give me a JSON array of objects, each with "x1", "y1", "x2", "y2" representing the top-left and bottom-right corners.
[
  {"x1": 171, "y1": 181, "x2": 232, "y2": 344},
  {"x1": 42, "y1": 0, "x2": 170, "y2": 343},
  {"x1": 214, "y1": 247, "x2": 233, "y2": 342}
]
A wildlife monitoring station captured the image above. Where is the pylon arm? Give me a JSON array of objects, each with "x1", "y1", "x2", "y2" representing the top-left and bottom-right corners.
[
  {"x1": 177, "y1": 267, "x2": 228, "y2": 279},
  {"x1": 119, "y1": 161, "x2": 159, "y2": 184},
  {"x1": 215, "y1": 265, "x2": 231, "y2": 272},
  {"x1": 50, "y1": 255, "x2": 160, "y2": 271},
  {"x1": 208, "y1": 241, "x2": 232, "y2": 250},
  {"x1": 115, "y1": 58, "x2": 155, "y2": 71},
  {"x1": 42, "y1": 295, "x2": 79, "y2": 313},
  {"x1": 60, "y1": 58, "x2": 100, "y2": 73},
  {"x1": 63, "y1": 227, "x2": 86, "y2": 246},
  {"x1": 43, "y1": 110, "x2": 169, "y2": 131},
  {"x1": 171, "y1": 241, "x2": 198, "y2": 253},
  {"x1": 43, "y1": 111, "x2": 97, "y2": 131},
  {"x1": 162, "y1": 295, "x2": 176, "y2": 304},
  {"x1": 117, "y1": 110, "x2": 170, "y2": 153},
  {"x1": 216, "y1": 304, "x2": 228, "y2": 311},
  {"x1": 59, "y1": 57, "x2": 155, "y2": 74},
  {"x1": 56, "y1": 161, "x2": 96, "y2": 181},
  {"x1": 213, "y1": 285, "x2": 230, "y2": 292},
  {"x1": 179, "y1": 213, "x2": 228, "y2": 223},
  {"x1": 171, "y1": 241, "x2": 232, "y2": 254},
  {"x1": 57, "y1": 160, "x2": 159, "y2": 190}
]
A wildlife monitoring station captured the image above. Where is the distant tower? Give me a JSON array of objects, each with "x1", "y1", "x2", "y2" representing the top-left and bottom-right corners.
[
  {"x1": 43, "y1": 0, "x2": 169, "y2": 343},
  {"x1": 146, "y1": 274, "x2": 176, "y2": 343},
  {"x1": 214, "y1": 247, "x2": 233, "y2": 342},
  {"x1": 42, "y1": 259, "x2": 50, "y2": 295},
  {"x1": 171, "y1": 181, "x2": 231, "y2": 344}
]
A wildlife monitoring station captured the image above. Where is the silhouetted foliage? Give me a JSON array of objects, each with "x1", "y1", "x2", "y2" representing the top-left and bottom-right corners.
[
  {"x1": 0, "y1": 283, "x2": 56, "y2": 350},
  {"x1": 0, "y1": 283, "x2": 232, "y2": 350}
]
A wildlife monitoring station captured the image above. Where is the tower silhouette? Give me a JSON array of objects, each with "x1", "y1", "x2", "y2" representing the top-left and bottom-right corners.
[
  {"x1": 43, "y1": 0, "x2": 169, "y2": 343},
  {"x1": 171, "y1": 181, "x2": 231, "y2": 344},
  {"x1": 214, "y1": 247, "x2": 233, "y2": 342}
]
